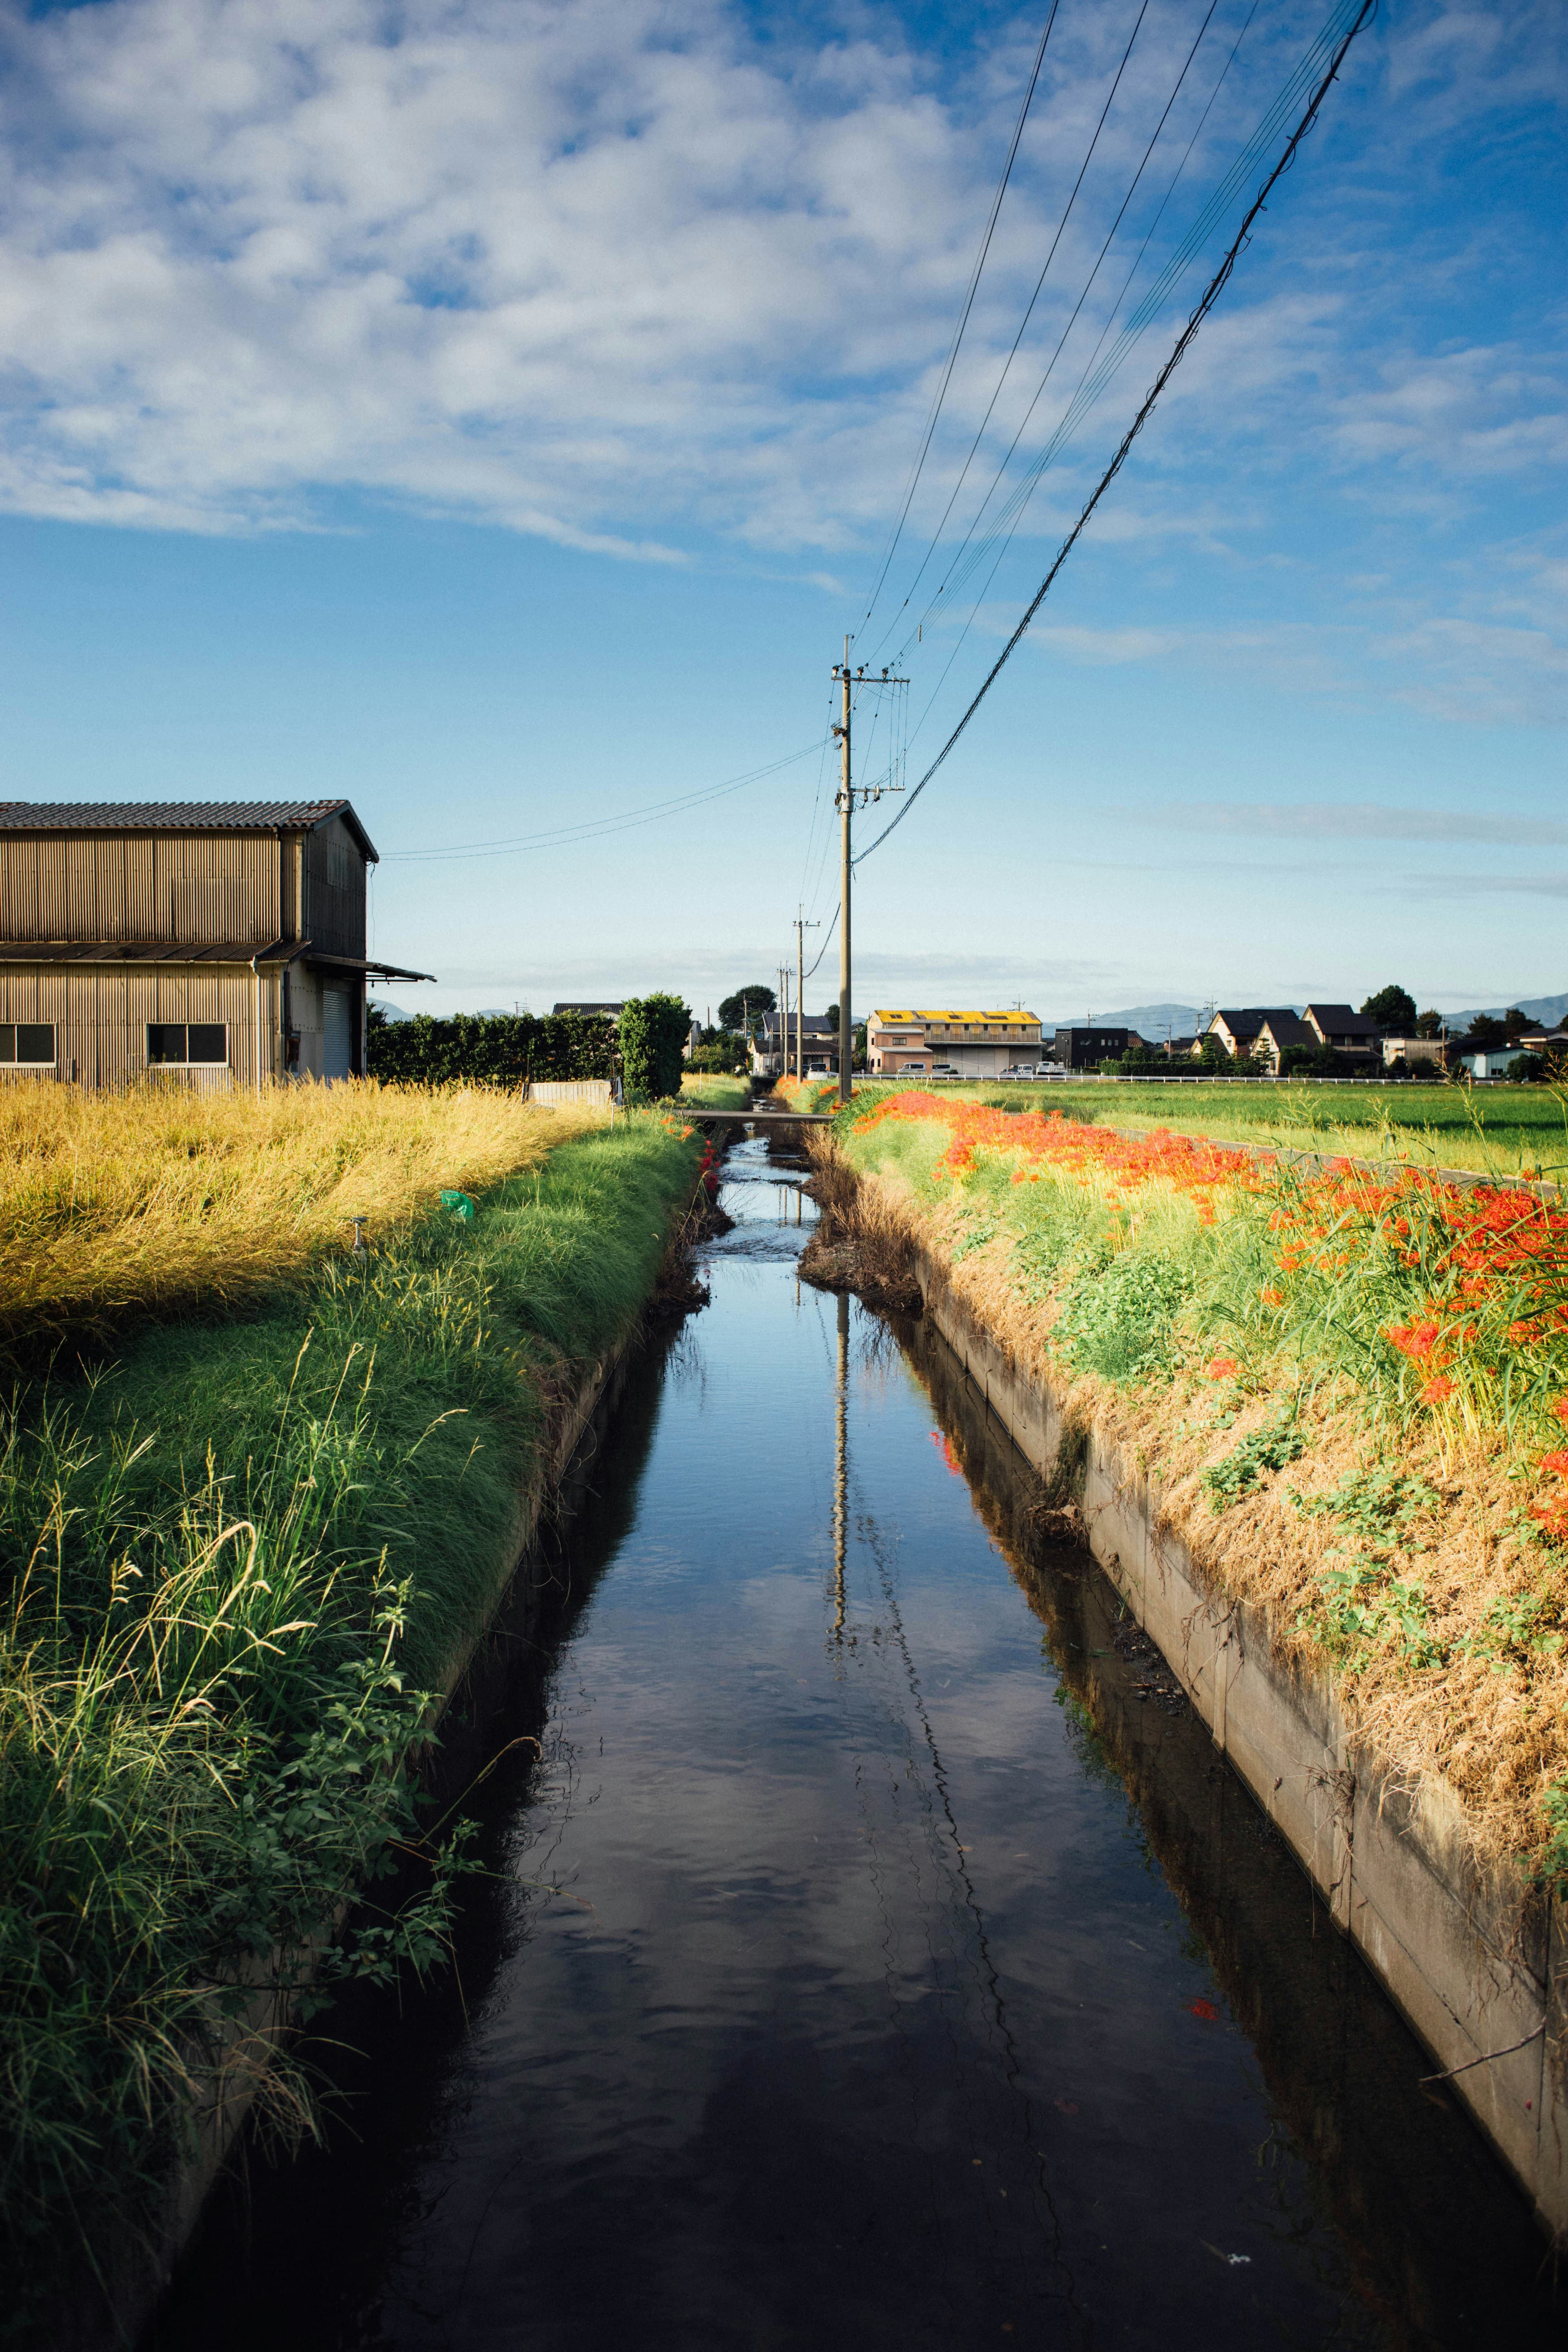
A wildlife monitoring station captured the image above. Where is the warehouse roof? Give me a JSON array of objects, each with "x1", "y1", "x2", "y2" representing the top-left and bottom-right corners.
[{"x1": 0, "y1": 799, "x2": 378, "y2": 861}]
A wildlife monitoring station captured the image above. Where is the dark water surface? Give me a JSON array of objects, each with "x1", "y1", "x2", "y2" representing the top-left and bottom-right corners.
[{"x1": 157, "y1": 1135, "x2": 1557, "y2": 2351}]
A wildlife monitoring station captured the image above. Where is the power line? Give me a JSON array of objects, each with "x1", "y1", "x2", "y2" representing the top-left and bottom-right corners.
[
  {"x1": 895, "y1": 0, "x2": 1350, "y2": 677},
  {"x1": 383, "y1": 739, "x2": 827, "y2": 862},
  {"x1": 884, "y1": 0, "x2": 1223, "y2": 675},
  {"x1": 855, "y1": 0, "x2": 1377, "y2": 868},
  {"x1": 855, "y1": 0, "x2": 1063, "y2": 640},
  {"x1": 868, "y1": 0, "x2": 1158, "y2": 662}
]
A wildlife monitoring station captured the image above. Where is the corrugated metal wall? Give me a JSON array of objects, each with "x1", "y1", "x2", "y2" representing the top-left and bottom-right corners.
[
  {"x1": 0, "y1": 830, "x2": 281, "y2": 947},
  {"x1": 0, "y1": 962, "x2": 280, "y2": 1089},
  {"x1": 302, "y1": 815, "x2": 368, "y2": 957}
]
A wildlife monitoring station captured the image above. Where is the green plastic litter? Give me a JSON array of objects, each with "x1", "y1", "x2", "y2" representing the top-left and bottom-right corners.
[{"x1": 439, "y1": 1188, "x2": 477, "y2": 1223}]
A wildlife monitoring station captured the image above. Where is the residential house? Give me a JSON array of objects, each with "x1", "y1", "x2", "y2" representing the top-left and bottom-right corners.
[
  {"x1": 1302, "y1": 1004, "x2": 1383, "y2": 1065},
  {"x1": 0, "y1": 800, "x2": 430, "y2": 1087},
  {"x1": 753, "y1": 1010, "x2": 843, "y2": 1076},
  {"x1": 1050, "y1": 1024, "x2": 1140, "y2": 1071},
  {"x1": 1252, "y1": 1011, "x2": 1315, "y2": 1073},
  {"x1": 1454, "y1": 1044, "x2": 1529, "y2": 1080},
  {"x1": 870, "y1": 1009, "x2": 1042, "y2": 1078},
  {"x1": 1198, "y1": 1009, "x2": 1281, "y2": 1060},
  {"x1": 1381, "y1": 1034, "x2": 1445, "y2": 1070}
]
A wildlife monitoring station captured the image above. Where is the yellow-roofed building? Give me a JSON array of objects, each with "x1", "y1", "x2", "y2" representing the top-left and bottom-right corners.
[{"x1": 866, "y1": 1007, "x2": 1042, "y2": 1078}]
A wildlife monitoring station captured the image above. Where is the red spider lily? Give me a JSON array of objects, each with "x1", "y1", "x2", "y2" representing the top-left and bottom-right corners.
[
  {"x1": 1386, "y1": 1322, "x2": 1441, "y2": 1359},
  {"x1": 1206, "y1": 1357, "x2": 1238, "y2": 1381},
  {"x1": 1260, "y1": 1288, "x2": 1284, "y2": 1307},
  {"x1": 1420, "y1": 1377, "x2": 1455, "y2": 1404},
  {"x1": 928, "y1": 1429, "x2": 963, "y2": 1477}
]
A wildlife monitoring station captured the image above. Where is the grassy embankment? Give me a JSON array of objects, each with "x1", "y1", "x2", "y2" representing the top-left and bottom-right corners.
[
  {"x1": 813, "y1": 1087, "x2": 1568, "y2": 1884},
  {"x1": 679, "y1": 1073, "x2": 752, "y2": 1109},
  {"x1": 0, "y1": 1082, "x2": 702, "y2": 2310}
]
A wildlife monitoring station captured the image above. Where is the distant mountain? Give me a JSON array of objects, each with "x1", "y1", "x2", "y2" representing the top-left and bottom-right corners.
[
  {"x1": 1445, "y1": 992, "x2": 1568, "y2": 1032},
  {"x1": 369, "y1": 999, "x2": 416, "y2": 1022},
  {"x1": 1042, "y1": 1002, "x2": 1207, "y2": 1038}
]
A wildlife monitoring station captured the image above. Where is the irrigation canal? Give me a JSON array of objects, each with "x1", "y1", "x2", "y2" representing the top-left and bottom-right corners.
[{"x1": 157, "y1": 1131, "x2": 1557, "y2": 2350}]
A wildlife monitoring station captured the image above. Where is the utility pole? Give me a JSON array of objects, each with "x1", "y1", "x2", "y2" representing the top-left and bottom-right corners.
[
  {"x1": 796, "y1": 906, "x2": 818, "y2": 1080},
  {"x1": 832, "y1": 638, "x2": 907, "y2": 1107}
]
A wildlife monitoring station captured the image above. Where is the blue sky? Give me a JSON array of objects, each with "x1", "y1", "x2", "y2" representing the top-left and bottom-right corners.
[{"x1": 0, "y1": 0, "x2": 1562, "y2": 1021}]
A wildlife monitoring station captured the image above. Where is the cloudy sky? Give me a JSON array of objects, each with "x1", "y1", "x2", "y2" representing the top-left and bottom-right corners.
[{"x1": 0, "y1": 0, "x2": 1562, "y2": 1018}]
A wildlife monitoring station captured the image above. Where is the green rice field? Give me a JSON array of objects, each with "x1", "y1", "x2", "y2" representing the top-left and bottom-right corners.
[{"x1": 842, "y1": 1078, "x2": 1568, "y2": 1181}]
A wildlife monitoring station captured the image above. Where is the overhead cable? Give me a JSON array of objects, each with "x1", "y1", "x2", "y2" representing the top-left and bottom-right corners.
[
  {"x1": 384, "y1": 740, "x2": 827, "y2": 863},
  {"x1": 869, "y1": 0, "x2": 1157, "y2": 660},
  {"x1": 854, "y1": 0, "x2": 1062, "y2": 640},
  {"x1": 883, "y1": 0, "x2": 1222, "y2": 673},
  {"x1": 896, "y1": 0, "x2": 1352, "y2": 670},
  {"x1": 855, "y1": 0, "x2": 1377, "y2": 867}
]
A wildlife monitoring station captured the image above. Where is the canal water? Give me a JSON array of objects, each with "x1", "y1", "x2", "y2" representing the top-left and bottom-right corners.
[{"x1": 157, "y1": 1133, "x2": 1557, "y2": 2350}]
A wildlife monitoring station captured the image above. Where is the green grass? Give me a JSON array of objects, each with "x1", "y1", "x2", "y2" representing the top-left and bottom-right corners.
[
  {"x1": 679, "y1": 1073, "x2": 751, "y2": 1109},
  {"x1": 848, "y1": 1078, "x2": 1568, "y2": 1180},
  {"x1": 0, "y1": 1114, "x2": 699, "y2": 2321}
]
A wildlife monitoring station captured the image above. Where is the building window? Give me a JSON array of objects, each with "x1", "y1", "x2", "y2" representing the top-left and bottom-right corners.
[
  {"x1": 0, "y1": 1023, "x2": 56, "y2": 1066},
  {"x1": 147, "y1": 1023, "x2": 228, "y2": 1067}
]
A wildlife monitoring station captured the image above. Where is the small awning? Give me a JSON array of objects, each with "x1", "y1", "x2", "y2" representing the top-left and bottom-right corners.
[
  {"x1": 0, "y1": 938, "x2": 435, "y2": 980},
  {"x1": 306, "y1": 951, "x2": 436, "y2": 982},
  {"x1": 0, "y1": 939, "x2": 304, "y2": 965}
]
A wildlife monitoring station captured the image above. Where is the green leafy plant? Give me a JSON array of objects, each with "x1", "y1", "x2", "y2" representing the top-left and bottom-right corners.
[
  {"x1": 620, "y1": 992, "x2": 693, "y2": 1101},
  {"x1": 1203, "y1": 1414, "x2": 1306, "y2": 1511},
  {"x1": 1054, "y1": 1252, "x2": 1193, "y2": 1385}
]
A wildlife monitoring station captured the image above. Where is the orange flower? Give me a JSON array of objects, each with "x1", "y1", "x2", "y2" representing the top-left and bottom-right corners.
[
  {"x1": 1206, "y1": 1356, "x2": 1238, "y2": 1381},
  {"x1": 1260, "y1": 1287, "x2": 1284, "y2": 1307},
  {"x1": 1419, "y1": 1376, "x2": 1455, "y2": 1403},
  {"x1": 1539, "y1": 1450, "x2": 1568, "y2": 1479}
]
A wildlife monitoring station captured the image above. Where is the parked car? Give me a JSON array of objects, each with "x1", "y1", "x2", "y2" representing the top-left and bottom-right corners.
[
  {"x1": 998, "y1": 1065, "x2": 1033, "y2": 1081},
  {"x1": 928, "y1": 1062, "x2": 960, "y2": 1080}
]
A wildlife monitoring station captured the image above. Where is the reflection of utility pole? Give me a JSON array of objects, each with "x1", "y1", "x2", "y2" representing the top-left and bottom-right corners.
[{"x1": 832, "y1": 1290, "x2": 849, "y2": 1640}]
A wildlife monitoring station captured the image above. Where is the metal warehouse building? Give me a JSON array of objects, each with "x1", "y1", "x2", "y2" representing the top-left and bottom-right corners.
[{"x1": 0, "y1": 799, "x2": 431, "y2": 1087}]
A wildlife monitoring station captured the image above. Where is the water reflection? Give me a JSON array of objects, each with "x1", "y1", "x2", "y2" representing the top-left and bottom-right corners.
[{"x1": 154, "y1": 1136, "x2": 1557, "y2": 2352}]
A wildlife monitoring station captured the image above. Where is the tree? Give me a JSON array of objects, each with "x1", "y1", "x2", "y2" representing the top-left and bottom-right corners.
[
  {"x1": 620, "y1": 993, "x2": 692, "y2": 1100},
  {"x1": 1197, "y1": 1031, "x2": 1230, "y2": 1071},
  {"x1": 1504, "y1": 1006, "x2": 1530, "y2": 1041},
  {"x1": 1415, "y1": 1008, "x2": 1443, "y2": 1039},
  {"x1": 1464, "y1": 1013, "x2": 1508, "y2": 1048},
  {"x1": 718, "y1": 985, "x2": 775, "y2": 1036},
  {"x1": 1278, "y1": 1044, "x2": 1318, "y2": 1077},
  {"x1": 1361, "y1": 984, "x2": 1416, "y2": 1031}
]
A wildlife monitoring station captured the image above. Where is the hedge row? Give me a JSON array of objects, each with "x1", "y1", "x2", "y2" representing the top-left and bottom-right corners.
[{"x1": 366, "y1": 1009, "x2": 617, "y2": 1086}]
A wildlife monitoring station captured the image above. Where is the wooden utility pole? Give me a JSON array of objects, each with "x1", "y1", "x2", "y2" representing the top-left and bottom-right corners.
[
  {"x1": 832, "y1": 640, "x2": 908, "y2": 1107},
  {"x1": 837, "y1": 639, "x2": 853, "y2": 1106},
  {"x1": 796, "y1": 906, "x2": 817, "y2": 1080}
]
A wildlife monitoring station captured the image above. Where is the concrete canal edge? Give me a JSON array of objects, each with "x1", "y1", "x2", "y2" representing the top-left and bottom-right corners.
[
  {"x1": 908, "y1": 1235, "x2": 1568, "y2": 2243},
  {"x1": 69, "y1": 1163, "x2": 720, "y2": 2352}
]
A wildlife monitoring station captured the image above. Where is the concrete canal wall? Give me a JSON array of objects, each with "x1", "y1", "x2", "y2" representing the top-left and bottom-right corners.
[{"x1": 909, "y1": 1236, "x2": 1568, "y2": 2243}]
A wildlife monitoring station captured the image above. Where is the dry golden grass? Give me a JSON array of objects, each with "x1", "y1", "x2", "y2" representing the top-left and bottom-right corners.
[
  {"x1": 813, "y1": 1133, "x2": 1568, "y2": 1873},
  {"x1": 0, "y1": 1078, "x2": 605, "y2": 1361}
]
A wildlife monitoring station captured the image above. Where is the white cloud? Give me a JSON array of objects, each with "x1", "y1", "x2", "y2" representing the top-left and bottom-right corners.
[{"x1": 0, "y1": 0, "x2": 1558, "y2": 636}]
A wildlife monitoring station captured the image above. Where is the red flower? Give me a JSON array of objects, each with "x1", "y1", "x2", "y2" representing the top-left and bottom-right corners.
[
  {"x1": 1205, "y1": 1357, "x2": 1238, "y2": 1381},
  {"x1": 1419, "y1": 1376, "x2": 1455, "y2": 1404}
]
